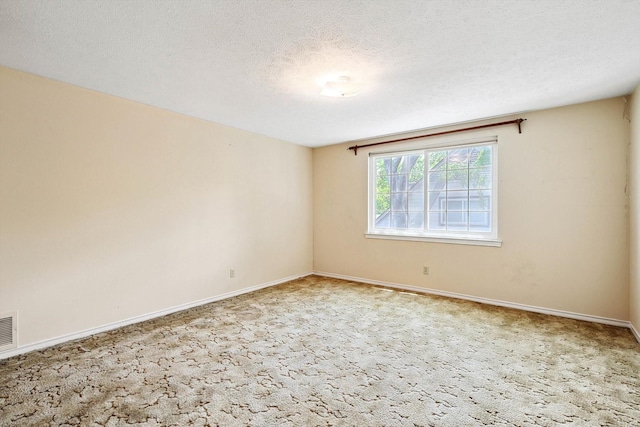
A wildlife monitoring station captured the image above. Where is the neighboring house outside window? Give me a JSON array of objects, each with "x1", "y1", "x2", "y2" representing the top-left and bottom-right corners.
[{"x1": 367, "y1": 138, "x2": 501, "y2": 246}]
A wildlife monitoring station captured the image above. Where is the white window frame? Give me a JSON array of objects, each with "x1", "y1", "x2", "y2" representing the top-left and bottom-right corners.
[{"x1": 366, "y1": 137, "x2": 501, "y2": 247}]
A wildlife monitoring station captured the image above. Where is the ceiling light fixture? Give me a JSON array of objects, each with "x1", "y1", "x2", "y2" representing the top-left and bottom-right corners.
[{"x1": 320, "y1": 76, "x2": 362, "y2": 97}]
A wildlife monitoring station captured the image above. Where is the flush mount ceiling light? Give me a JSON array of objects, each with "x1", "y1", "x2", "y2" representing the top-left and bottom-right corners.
[{"x1": 320, "y1": 76, "x2": 363, "y2": 97}]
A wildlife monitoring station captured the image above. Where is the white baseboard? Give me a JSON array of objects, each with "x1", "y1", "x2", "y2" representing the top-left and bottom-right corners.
[
  {"x1": 4, "y1": 271, "x2": 636, "y2": 360},
  {"x1": 0, "y1": 272, "x2": 312, "y2": 360},
  {"x1": 314, "y1": 271, "x2": 635, "y2": 332}
]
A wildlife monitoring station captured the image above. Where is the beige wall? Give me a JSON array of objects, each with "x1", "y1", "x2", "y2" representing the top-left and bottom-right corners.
[
  {"x1": 1, "y1": 64, "x2": 634, "y2": 352},
  {"x1": 0, "y1": 67, "x2": 313, "y2": 347},
  {"x1": 314, "y1": 98, "x2": 630, "y2": 321},
  {"x1": 630, "y1": 85, "x2": 640, "y2": 332}
]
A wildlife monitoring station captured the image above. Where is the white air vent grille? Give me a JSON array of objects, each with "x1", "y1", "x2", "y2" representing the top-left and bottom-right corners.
[{"x1": 0, "y1": 312, "x2": 17, "y2": 351}]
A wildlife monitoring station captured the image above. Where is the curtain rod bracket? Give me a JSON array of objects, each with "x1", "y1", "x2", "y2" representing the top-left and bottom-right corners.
[{"x1": 347, "y1": 118, "x2": 526, "y2": 155}]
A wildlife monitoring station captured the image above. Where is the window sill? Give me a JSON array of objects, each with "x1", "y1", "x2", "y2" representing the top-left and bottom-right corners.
[{"x1": 365, "y1": 232, "x2": 502, "y2": 247}]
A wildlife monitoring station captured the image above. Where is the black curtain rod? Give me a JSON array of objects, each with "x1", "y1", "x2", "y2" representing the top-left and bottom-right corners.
[{"x1": 347, "y1": 118, "x2": 526, "y2": 155}]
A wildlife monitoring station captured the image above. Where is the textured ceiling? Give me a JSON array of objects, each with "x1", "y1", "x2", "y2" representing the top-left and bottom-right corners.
[{"x1": 1, "y1": 1, "x2": 640, "y2": 147}]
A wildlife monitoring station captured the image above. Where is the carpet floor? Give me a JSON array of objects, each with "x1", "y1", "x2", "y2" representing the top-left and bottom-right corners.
[{"x1": 1, "y1": 275, "x2": 639, "y2": 426}]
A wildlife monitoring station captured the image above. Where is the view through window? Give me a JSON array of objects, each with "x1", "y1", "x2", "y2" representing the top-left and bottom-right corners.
[{"x1": 368, "y1": 140, "x2": 498, "y2": 244}]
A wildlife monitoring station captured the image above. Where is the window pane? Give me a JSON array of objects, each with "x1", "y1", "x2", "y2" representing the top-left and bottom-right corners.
[
  {"x1": 408, "y1": 155, "x2": 424, "y2": 185},
  {"x1": 408, "y1": 212, "x2": 424, "y2": 229},
  {"x1": 446, "y1": 191, "x2": 468, "y2": 209},
  {"x1": 469, "y1": 212, "x2": 491, "y2": 231},
  {"x1": 376, "y1": 158, "x2": 389, "y2": 174},
  {"x1": 375, "y1": 213, "x2": 390, "y2": 229},
  {"x1": 408, "y1": 192, "x2": 424, "y2": 211},
  {"x1": 428, "y1": 151, "x2": 446, "y2": 171},
  {"x1": 392, "y1": 156, "x2": 408, "y2": 173},
  {"x1": 447, "y1": 210, "x2": 467, "y2": 223},
  {"x1": 469, "y1": 190, "x2": 490, "y2": 211},
  {"x1": 391, "y1": 174, "x2": 408, "y2": 191},
  {"x1": 377, "y1": 175, "x2": 390, "y2": 193},
  {"x1": 447, "y1": 148, "x2": 469, "y2": 170},
  {"x1": 447, "y1": 212, "x2": 468, "y2": 230},
  {"x1": 470, "y1": 146, "x2": 492, "y2": 167},
  {"x1": 428, "y1": 191, "x2": 444, "y2": 209},
  {"x1": 447, "y1": 199, "x2": 465, "y2": 211},
  {"x1": 390, "y1": 212, "x2": 408, "y2": 228},
  {"x1": 447, "y1": 169, "x2": 468, "y2": 190},
  {"x1": 469, "y1": 167, "x2": 491, "y2": 190},
  {"x1": 391, "y1": 192, "x2": 408, "y2": 211},
  {"x1": 376, "y1": 194, "x2": 390, "y2": 215},
  {"x1": 428, "y1": 211, "x2": 446, "y2": 230},
  {"x1": 428, "y1": 171, "x2": 446, "y2": 190},
  {"x1": 376, "y1": 157, "x2": 391, "y2": 222}
]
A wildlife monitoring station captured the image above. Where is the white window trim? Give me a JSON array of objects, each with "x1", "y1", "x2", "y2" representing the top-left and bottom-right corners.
[
  {"x1": 365, "y1": 232, "x2": 502, "y2": 247},
  {"x1": 367, "y1": 137, "x2": 500, "y2": 247}
]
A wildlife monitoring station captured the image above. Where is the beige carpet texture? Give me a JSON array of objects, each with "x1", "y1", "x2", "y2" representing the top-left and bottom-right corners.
[{"x1": 1, "y1": 275, "x2": 639, "y2": 426}]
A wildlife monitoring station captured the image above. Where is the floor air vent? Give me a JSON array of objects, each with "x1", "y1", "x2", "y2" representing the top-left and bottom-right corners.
[{"x1": 0, "y1": 312, "x2": 17, "y2": 352}]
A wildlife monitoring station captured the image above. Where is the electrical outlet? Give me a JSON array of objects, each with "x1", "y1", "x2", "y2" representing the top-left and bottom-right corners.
[
  {"x1": 423, "y1": 266, "x2": 429, "y2": 275},
  {"x1": 230, "y1": 269, "x2": 235, "y2": 278}
]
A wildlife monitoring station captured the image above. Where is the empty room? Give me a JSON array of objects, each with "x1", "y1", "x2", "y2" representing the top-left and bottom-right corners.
[{"x1": 1, "y1": 1, "x2": 639, "y2": 426}]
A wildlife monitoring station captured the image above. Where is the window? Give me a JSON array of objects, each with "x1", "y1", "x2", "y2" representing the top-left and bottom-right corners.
[{"x1": 367, "y1": 139, "x2": 500, "y2": 246}]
